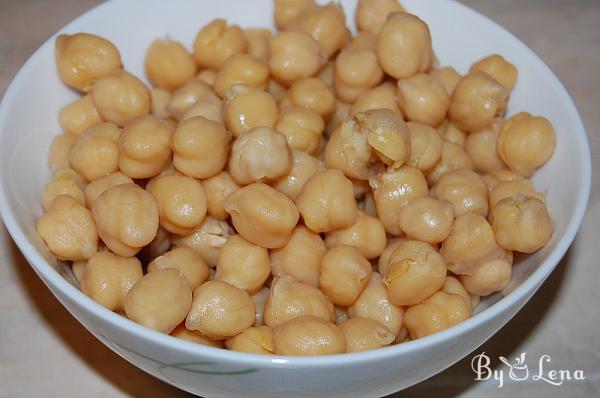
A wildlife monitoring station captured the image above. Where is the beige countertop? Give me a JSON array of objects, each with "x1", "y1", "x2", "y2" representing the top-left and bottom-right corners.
[{"x1": 0, "y1": 1, "x2": 598, "y2": 397}]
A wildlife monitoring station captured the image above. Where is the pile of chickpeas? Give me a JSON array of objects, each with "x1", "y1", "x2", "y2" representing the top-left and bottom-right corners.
[{"x1": 37, "y1": 0, "x2": 556, "y2": 355}]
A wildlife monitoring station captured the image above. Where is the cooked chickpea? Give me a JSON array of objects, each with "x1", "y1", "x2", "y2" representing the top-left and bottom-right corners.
[
  {"x1": 293, "y1": 3, "x2": 347, "y2": 58},
  {"x1": 49, "y1": 133, "x2": 78, "y2": 170},
  {"x1": 222, "y1": 85, "x2": 278, "y2": 138},
  {"x1": 397, "y1": 73, "x2": 450, "y2": 127},
  {"x1": 359, "y1": 108, "x2": 411, "y2": 166},
  {"x1": 147, "y1": 174, "x2": 207, "y2": 235},
  {"x1": 350, "y1": 82, "x2": 401, "y2": 116},
  {"x1": 69, "y1": 122, "x2": 120, "y2": 181},
  {"x1": 471, "y1": 54, "x2": 518, "y2": 92},
  {"x1": 334, "y1": 46, "x2": 383, "y2": 103},
  {"x1": 91, "y1": 70, "x2": 150, "y2": 127},
  {"x1": 404, "y1": 291, "x2": 470, "y2": 339},
  {"x1": 171, "y1": 324, "x2": 224, "y2": 348},
  {"x1": 377, "y1": 238, "x2": 405, "y2": 277},
  {"x1": 84, "y1": 172, "x2": 132, "y2": 209},
  {"x1": 406, "y1": 122, "x2": 443, "y2": 172},
  {"x1": 429, "y1": 67, "x2": 461, "y2": 96},
  {"x1": 398, "y1": 197, "x2": 454, "y2": 244},
  {"x1": 55, "y1": 33, "x2": 122, "y2": 92},
  {"x1": 286, "y1": 78, "x2": 335, "y2": 118},
  {"x1": 489, "y1": 179, "x2": 545, "y2": 208},
  {"x1": 243, "y1": 28, "x2": 271, "y2": 64},
  {"x1": 171, "y1": 216, "x2": 233, "y2": 267},
  {"x1": 37, "y1": 195, "x2": 98, "y2": 261},
  {"x1": 148, "y1": 246, "x2": 209, "y2": 289},
  {"x1": 124, "y1": 269, "x2": 192, "y2": 334},
  {"x1": 426, "y1": 140, "x2": 473, "y2": 185},
  {"x1": 325, "y1": 211, "x2": 386, "y2": 259},
  {"x1": 376, "y1": 12, "x2": 433, "y2": 79},
  {"x1": 296, "y1": 169, "x2": 358, "y2": 233},
  {"x1": 273, "y1": 315, "x2": 345, "y2": 355},
  {"x1": 384, "y1": 240, "x2": 447, "y2": 306},
  {"x1": 81, "y1": 251, "x2": 143, "y2": 311},
  {"x1": 193, "y1": 19, "x2": 247, "y2": 70},
  {"x1": 264, "y1": 276, "x2": 335, "y2": 327},
  {"x1": 497, "y1": 112, "x2": 556, "y2": 177},
  {"x1": 442, "y1": 276, "x2": 472, "y2": 308},
  {"x1": 225, "y1": 326, "x2": 275, "y2": 354},
  {"x1": 275, "y1": 107, "x2": 324, "y2": 155},
  {"x1": 92, "y1": 183, "x2": 159, "y2": 257},
  {"x1": 355, "y1": 0, "x2": 404, "y2": 35},
  {"x1": 201, "y1": 172, "x2": 241, "y2": 220},
  {"x1": 269, "y1": 31, "x2": 323, "y2": 85},
  {"x1": 490, "y1": 195, "x2": 554, "y2": 253},
  {"x1": 320, "y1": 245, "x2": 372, "y2": 306},
  {"x1": 145, "y1": 38, "x2": 197, "y2": 90},
  {"x1": 215, "y1": 235, "x2": 271, "y2": 294},
  {"x1": 274, "y1": 0, "x2": 314, "y2": 29},
  {"x1": 465, "y1": 118, "x2": 507, "y2": 173},
  {"x1": 271, "y1": 226, "x2": 326, "y2": 287},
  {"x1": 438, "y1": 120, "x2": 467, "y2": 147},
  {"x1": 431, "y1": 169, "x2": 489, "y2": 217},
  {"x1": 186, "y1": 280, "x2": 255, "y2": 339},
  {"x1": 172, "y1": 116, "x2": 229, "y2": 179},
  {"x1": 168, "y1": 79, "x2": 220, "y2": 121},
  {"x1": 440, "y1": 213, "x2": 505, "y2": 275},
  {"x1": 371, "y1": 166, "x2": 429, "y2": 235},
  {"x1": 225, "y1": 183, "x2": 299, "y2": 249},
  {"x1": 42, "y1": 172, "x2": 85, "y2": 211},
  {"x1": 460, "y1": 257, "x2": 512, "y2": 296},
  {"x1": 339, "y1": 317, "x2": 395, "y2": 352},
  {"x1": 181, "y1": 97, "x2": 222, "y2": 123},
  {"x1": 150, "y1": 88, "x2": 172, "y2": 120},
  {"x1": 59, "y1": 95, "x2": 103, "y2": 136},
  {"x1": 449, "y1": 71, "x2": 508, "y2": 133},
  {"x1": 196, "y1": 69, "x2": 218, "y2": 86},
  {"x1": 213, "y1": 54, "x2": 269, "y2": 98}
]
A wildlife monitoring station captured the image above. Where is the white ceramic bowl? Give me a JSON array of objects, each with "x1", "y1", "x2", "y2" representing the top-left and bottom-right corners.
[{"x1": 0, "y1": 0, "x2": 591, "y2": 397}]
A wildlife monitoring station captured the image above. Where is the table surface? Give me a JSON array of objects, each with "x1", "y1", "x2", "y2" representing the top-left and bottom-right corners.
[{"x1": 1, "y1": 1, "x2": 599, "y2": 397}]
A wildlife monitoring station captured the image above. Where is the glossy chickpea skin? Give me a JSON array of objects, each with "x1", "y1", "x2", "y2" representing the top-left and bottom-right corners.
[
  {"x1": 269, "y1": 31, "x2": 323, "y2": 86},
  {"x1": 426, "y1": 141, "x2": 474, "y2": 185},
  {"x1": 55, "y1": 33, "x2": 122, "y2": 92},
  {"x1": 497, "y1": 112, "x2": 556, "y2": 177},
  {"x1": 431, "y1": 169, "x2": 489, "y2": 217},
  {"x1": 320, "y1": 245, "x2": 373, "y2": 306},
  {"x1": 398, "y1": 197, "x2": 454, "y2": 244},
  {"x1": 124, "y1": 269, "x2": 192, "y2": 334},
  {"x1": 334, "y1": 44, "x2": 384, "y2": 103},
  {"x1": 49, "y1": 134, "x2": 78, "y2": 170},
  {"x1": 438, "y1": 120, "x2": 467, "y2": 148},
  {"x1": 84, "y1": 172, "x2": 133, "y2": 209},
  {"x1": 213, "y1": 54, "x2": 270, "y2": 98},
  {"x1": 275, "y1": 107, "x2": 324, "y2": 155},
  {"x1": 449, "y1": 71, "x2": 508, "y2": 133},
  {"x1": 69, "y1": 123, "x2": 120, "y2": 181},
  {"x1": 92, "y1": 183, "x2": 159, "y2": 257},
  {"x1": 489, "y1": 179, "x2": 545, "y2": 208},
  {"x1": 215, "y1": 235, "x2": 271, "y2": 294},
  {"x1": 465, "y1": 118, "x2": 507, "y2": 173},
  {"x1": 325, "y1": 211, "x2": 386, "y2": 259},
  {"x1": 193, "y1": 19, "x2": 247, "y2": 70},
  {"x1": 119, "y1": 115, "x2": 173, "y2": 179},
  {"x1": 470, "y1": 54, "x2": 518, "y2": 92},
  {"x1": 293, "y1": 3, "x2": 347, "y2": 59},
  {"x1": 376, "y1": 12, "x2": 433, "y2": 79},
  {"x1": 397, "y1": 73, "x2": 450, "y2": 127},
  {"x1": 340, "y1": 317, "x2": 395, "y2": 352},
  {"x1": 37, "y1": 195, "x2": 98, "y2": 261},
  {"x1": 225, "y1": 183, "x2": 299, "y2": 249},
  {"x1": 171, "y1": 216, "x2": 233, "y2": 267},
  {"x1": 460, "y1": 257, "x2": 512, "y2": 296},
  {"x1": 404, "y1": 291, "x2": 470, "y2": 339},
  {"x1": 145, "y1": 38, "x2": 197, "y2": 90},
  {"x1": 148, "y1": 246, "x2": 210, "y2": 289},
  {"x1": 274, "y1": 0, "x2": 315, "y2": 29},
  {"x1": 172, "y1": 116, "x2": 229, "y2": 179},
  {"x1": 41, "y1": 171, "x2": 85, "y2": 211},
  {"x1": 81, "y1": 251, "x2": 143, "y2": 311},
  {"x1": 355, "y1": 0, "x2": 404, "y2": 34},
  {"x1": 442, "y1": 276, "x2": 472, "y2": 309},
  {"x1": 225, "y1": 326, "x2": 275, "y2": 354},
  {"x1": 406, "y1": 122, "x2": 443, "y2": 172},
  {"x1": 377, "y1": 238, "x2": 406, "y2": 278},
  {"x1": 186, "y1": 281, "x2": 256, "y2": 339},
  {"x1": 350, "y1": 82, "x2": 401, "y2": 116},
  {"x1": 168, "y1": 79, "x2": 219, "y2": 121},
  {"x1": 181, "y1": 97, "x2": 223, "y2": 123},
  {"x1": 201, "y1": 172, "x2": 241, "y2": 220},
  {"x1": 91, "y1": 70, "x2": 150, "y2": 127},
  {"x1": 429, "y1": 67, "x2": 462, "y2": 96},
  {"x1": 384, "y1": 240, "x2": 447, "y2": 306},
  {"x1": 243, "y1": 28, "x2": 271, "y2": 64},
  {"x1": 490, "y1": 195, "x2": 554, "y2": 253},
  {"x1": 59, "y1": 95, "x2": 103, "y2": 136},
  {"x1": 223, "y1": 85, "x2": 278, "y2": 138},
  {"x1": 286, "y1": 78, "x2": 336, "y2": 118},
  {"x1": 273, "y1": 315, "x2": 346, "y2": 355}
]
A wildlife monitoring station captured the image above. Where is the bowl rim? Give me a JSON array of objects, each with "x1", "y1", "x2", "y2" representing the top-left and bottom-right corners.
[{"x1": 0, "y1": 0, "x2": 592, "y2": 367}]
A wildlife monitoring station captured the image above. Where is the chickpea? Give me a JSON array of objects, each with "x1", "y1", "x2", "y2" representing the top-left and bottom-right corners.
[
  {"x1": 397, "y1": 73, "x2": 450, "y2": 127},
  {"x1": 55, "y1": 33, "x2": 122, "y2": 92},
  {"x1": 398, "y1": 197, "x2": 454, "y2": 244},
  {"x1": 350, "y1": 82, "x2": 401, "y2": 116},
  {"x1": 59, "y1": 95, "x2": 103, "y2": 136},
  {"x1": 497, "y1": 112, "x2": 556, "y2": 177},
  {"x1": 490, "y1": 195, "x2": 553, "y2": 253},
  {"x1": 49, "y1": 133, "x2": 78, "y2": 170},
  {"x1": 91, "y1": 70, "x2": 150, "y2": 127},
  {"x1": 406, "y1": 122, "x2": 443, "y2": 172},
  {"x1": 275, "y1": 107, "x2": 324, "y2": 155},
  {"x1": 92, "y1": 183, "x2": 159, "y2": 257},
  {"x1": 37, "y1": 195, "x2": 98, "y2": 261},
  {"x1": 201, "y1": 172, "x2": 241, "y2": 220},
  {"x1": 268, "y1": 79, "x2": 288, "y2": 103},
  {"x1": 215, "y1": 235, "x2": 271, "y2": 294},
  {"x1": 460, "y1": 257, "x2": 512, "y2": 296},
  {"x1": 377, "y1": 238, "x2": 405, "y2": 277},
  {"x1": 225, "y1": 325, "x2": 274, "y2": 354},
  {"x1": 81, "y1": 251, "x2": 143, "y2": 311},
  {"x1": 42, "y1": 173, "x2": 85, "y2": 211},
  {"x1": 376, "y1": 12, "x2": 433, "y2": 79},
  {"x1": 168, "y1": 79, "x2": 220, "y2": 121},
  {"x1": 84, "y1": 172, "x2": 132, "y2": 209},
  {"x1": 471, "y1": 54, "x2": 518, "y2": 92},
  {"x1": 320, "y1": 245, "x2": 372, "y2": 306},
  {"x1": 384, "y1": 240, "x2": 447, "y2": 306},
  {"x1": 325, "y1": 211, "x2": 386, "y2": 259},
  {"x1": 251, "y1": 287, "x2": 270, "y2": 326},
  {"x1": 196, "y1": 69, "x2": 217, "y2": 86},
  {"x1": 225, "y1": 183, "x2": 299, "y2": 249},
  {"x1": 292, "y1": 3, "x2": 347, "y2": 59},
  {"x1": 193, "y1": 19, "x2": 247, "y2": 70},
  {"x1": 181, "y1": 97, "x2": 222, "y2": 123},
  {"x1": 326, "y1": 99, "x2": 351, "y2": 136},
  {"x1": 213, "y1": 54, "x2": 269, "y2": 98},
  {"x1": 273, "y1": 315, "x2": 346, "y2": 355},
  {"x1": 371, "y1": 166, "x2": 429, "y2": 235},
  {"x1": 269, "y1": 31, "x2": 323, "y2": 86},
  {"x1": 138, "y1": 226, "x2": 172, "y2": 263},
  {"x1": 355, "y1": 0, "x2": 404, "y2": 35},
  {"x1": 243, "y1": 28, "x2": 271, "y2": 64},
  {"x1": 286, "y1": 78, "x2": 336, "y2": 118},
  {"x1": 150, "y1": 88, "x2": 172, "y2": 120},
  {"x1": 440, "y1": 213, "x2": 505, "y2": 275},
  {"x1": 489, "y1": 179, "x2": 545, "y2": 208},
  {"x1": 271, "y1": 225, "x2": 326, "y2": 287},
  {"x1": 465, "y1": 118, "x2": 507, "y2": 173},
  {"x1": 222, "y1": 85, "x2": 278, "y2": 138},
  {"x1": 148, "y1": 246, "x2": 209, "y2": 289},
  {"x1": 171, "y1": 324, "x2": 224, "y2": 348},
  {"x1": 296, "y1": 169, "x2": 358, "y2": 233},
  {"x1": 69, "y1": 122, "x2": 119, "y2": 181},
  {"x1": 429, "y1": 66, "x2": 461, "y2": 96},
  {"x1": 438, "y1": 120, "x2": 467, "y2": 147},
  {"x1": 426, "y1": 141, "x2": 473, "y2": 185},
  {"x1": 449, "y1": 71, "x2": 508, "y2": 133},
  {"x1": 147, "y1": 174, "x2": 208, "y2": 235},
  {"x1": 431, "y1": 169, "x2": 489, "y2": 217},
  {"x1": 442, "y1": 276, "x2": 472, "y2": 308},
  {"x1": 52, "y1": 167, "x2": 87, "y2": 187},
  {"x1": 145, "y1": 38, "x2": 197, "y2": 90},
  {"x1": 404, "y1": 291, "x2": 470, "y2": 339},
  {"x1": 172, "y1": 116, "x2": 230, "y2": 179},
  {"x1": 334, "y1": 46, "x2": 384, "y2": 103},
  {"x1": 339, "y1": 317, "x2": 395, "y2": 352},
  {"x1": 171, "y1": 216, "x2": 233, "y2": 267},
  {"x1": 186, "y1": 280, "x2": 255, "y2": 339},
  {"x1": 125, "y1": 269, "x2": 192, "y2": 334},
  {"x1": 317, "y1": 61, "x2": 335, "y2": 88}
]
